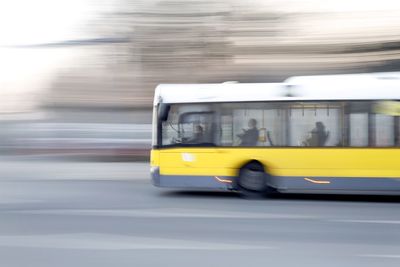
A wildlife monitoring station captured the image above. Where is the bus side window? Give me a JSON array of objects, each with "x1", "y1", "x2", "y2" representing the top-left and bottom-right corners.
[
  {"x1": 220, "y1": 115, "x2": 233, "y2": 146},
  {"x1": 347, "y1": 102, "x2": 371, "y2": 147},
  {"x1": 372, "y1": 101, "x2": 399, "y2": 147},
  {"x1": 302, "y1": 121, "x2": 329, "y2": 147},
  {"x1": 231, "y1": 107, "x2": 286, "y2": 147},
  {"x1": 349, "y1": 113, "x2": 368, "y2": 147},
  {"x1": 289, "y1": 103, "x2": 341, "y2": 147},
  {"x1": 259, "y1": 108, "x2": 286, "y2": 147},
  {"x1": 373, "y1": 114, "x2": 395, "y2": 147},
  {"x1": 232, "y1": 109, "x2": 262, "y2": 147},
  {"x1": 396, "y1": 117, "x2": 400, "y2": 146}
]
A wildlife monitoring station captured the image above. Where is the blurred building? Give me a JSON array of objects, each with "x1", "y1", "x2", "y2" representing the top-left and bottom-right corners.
[{"x1": 43, "y1": 0, "x2": 400, "y2": 110}]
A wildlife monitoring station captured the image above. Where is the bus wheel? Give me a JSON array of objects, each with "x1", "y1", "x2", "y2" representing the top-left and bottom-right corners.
[{"x1": 237, "y1": 162, "x2": 270, "y2": 199}]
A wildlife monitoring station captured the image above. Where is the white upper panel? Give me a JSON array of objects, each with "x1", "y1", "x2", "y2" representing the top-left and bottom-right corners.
[{"x1": 154, "y1": 72, "x2": 400, "y2": 105}]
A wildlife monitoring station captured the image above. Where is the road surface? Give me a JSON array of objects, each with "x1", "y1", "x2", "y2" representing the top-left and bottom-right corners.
[{"x1": 0, "y1": 159, "x2": 399, "y2": 267}]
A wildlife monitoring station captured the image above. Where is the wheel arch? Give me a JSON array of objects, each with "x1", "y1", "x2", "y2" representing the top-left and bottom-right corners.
[{"x1": 236, "y1": 159, "x2": 268, "y2": 176}]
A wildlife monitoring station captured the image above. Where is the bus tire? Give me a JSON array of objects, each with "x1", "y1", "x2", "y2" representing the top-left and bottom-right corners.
[{"x1": 237, "y1": 162, "x2": 271, "y2": 199}]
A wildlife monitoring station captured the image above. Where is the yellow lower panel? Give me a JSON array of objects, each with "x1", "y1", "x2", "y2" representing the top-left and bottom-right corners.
[
  {"x1": 155, "y1": 147, "x2": 400, "y2": 178},
  {"x1": 160, "y1": 167, "x2": 237, "y2": 177}
]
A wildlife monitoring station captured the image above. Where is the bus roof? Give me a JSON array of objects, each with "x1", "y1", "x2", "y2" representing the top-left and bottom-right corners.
[{"x1": 155, "y1": 72, "x2": 400, "y2": 105}]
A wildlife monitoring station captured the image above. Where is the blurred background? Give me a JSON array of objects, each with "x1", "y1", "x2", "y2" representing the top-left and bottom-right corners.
[
  {"x1": 1, "y1": 1, "x2": 400, "y2": 267},
  {"x1": 1, "y1": 0, "x2": 400, "y2": 159}
]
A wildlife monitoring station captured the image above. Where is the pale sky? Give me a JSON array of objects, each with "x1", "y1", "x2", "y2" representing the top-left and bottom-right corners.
[
  {"x1": 0, "y1": 0, "x2": 112, "y2": 46},
  {"x1": 249, "y1": 0, "x2": 400, "y2": 12},
  {"x1": 0, "y1": 0, "x2": 116, "y2": 113}
]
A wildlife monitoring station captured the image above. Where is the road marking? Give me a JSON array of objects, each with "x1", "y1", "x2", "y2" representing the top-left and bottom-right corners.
[
  {"x1": 12, "y1": 209, "x2": 400, "y2": 226},
  {"x1": 331, "y1": 219, "x2": 400, "y2": 224},
  {"x1": 359, "y1": 254, "x2": 400, "y2": 259},
  {"x1": 12, "y1": 208, "x2": 315, "y2": 220},
  {"x1": 0, "y1": 233, "x2": 277, "y2": 251}
]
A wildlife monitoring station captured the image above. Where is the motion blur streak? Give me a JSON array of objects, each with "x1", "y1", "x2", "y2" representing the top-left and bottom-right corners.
[
  {"x1": 0, "y1": 1, "x2": 399, "y2": 267},
  {"x1": 1, "y1": 0, "x2": 400, "y2": 157}
]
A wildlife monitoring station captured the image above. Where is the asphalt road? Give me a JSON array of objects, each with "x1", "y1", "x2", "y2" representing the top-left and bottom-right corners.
[{"x1": 1, "y1": 160, "x2": 400, "y2": 267}]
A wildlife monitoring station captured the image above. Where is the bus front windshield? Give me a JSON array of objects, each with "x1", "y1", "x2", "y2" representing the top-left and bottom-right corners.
[{"x1": 161, "y1": 105, "x2": 216, "y2": 147}]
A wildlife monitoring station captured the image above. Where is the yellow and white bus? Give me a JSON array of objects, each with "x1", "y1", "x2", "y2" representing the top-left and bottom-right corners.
[{"x1": 150, "y1": 72, "x2": 400, "y2": 197}]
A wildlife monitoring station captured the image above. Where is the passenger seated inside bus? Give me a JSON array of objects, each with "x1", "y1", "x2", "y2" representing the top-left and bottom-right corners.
[
  {"x1": 302, "y1": 121, "x2": 329, "y2": 146},
  {"x1": 237, "y1": 118, "x2": 259, "y2": 146}
]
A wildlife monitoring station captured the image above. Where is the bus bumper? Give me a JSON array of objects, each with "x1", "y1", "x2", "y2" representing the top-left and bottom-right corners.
[{"x1": 150, "y1": 166, "x2": 161, "y2": 186}]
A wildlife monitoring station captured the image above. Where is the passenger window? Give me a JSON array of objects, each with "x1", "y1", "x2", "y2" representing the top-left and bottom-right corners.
[
  {"x1": 346, "y1": 102, "x2": 370, "y2": 147},
  {"x1": 373, "y1": 101, "x2": 400, "y2": 147},
  {"x1": 374, "y1": 114, "x2": 395, "y2": 147},
  {"x1": 233, "y1": 109, "x2": 262, "y2": 146},
  {"x1": 220, "y1": 115, "x2": 233, "y2": 146},
  {"x1": 233, "y1": 107, "x2": 286, "y2": 146},
  {"x1": 349, "y1": 113, "x2": 369, "y2": 147},
  {"x1": 220, "y1": 103, "x2": 286, "y2": 147},
  {"x1": 289, "y1": 103, "x2": 342, "y2": 147},
  {"x1": 261, "y1": 109, "x2": 287, "y2": 146},
  {"x1": 397, "y1": 117, "x2": 400, "y2": 146}
]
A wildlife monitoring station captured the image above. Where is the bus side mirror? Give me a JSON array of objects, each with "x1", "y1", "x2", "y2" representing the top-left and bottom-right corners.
[{"x1": 158, "y1": 103, "x2": 170, "y2": 121}]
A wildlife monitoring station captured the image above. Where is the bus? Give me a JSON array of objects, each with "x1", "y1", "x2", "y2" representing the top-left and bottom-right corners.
[{"x1": 150, "y1": 72, "x2": 400, "y2": 197}]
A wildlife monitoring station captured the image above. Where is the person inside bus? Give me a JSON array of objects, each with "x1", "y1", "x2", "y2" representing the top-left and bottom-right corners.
[
  {"x1": 237, "y1": 118, "x2": 259, "y2": 146},
  {"x1": 188, "y1": 125, "x2": 205, "y2": 143},
  {"x1": 303, "y1": 121, "x2": 329, "y2": 146}
]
